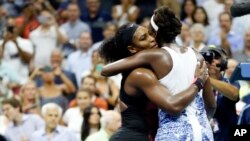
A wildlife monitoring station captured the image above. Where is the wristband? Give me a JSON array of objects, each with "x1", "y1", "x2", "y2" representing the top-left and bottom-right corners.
[{"x1": 193, "y1": 78, "x2": 204, "y2": 92}]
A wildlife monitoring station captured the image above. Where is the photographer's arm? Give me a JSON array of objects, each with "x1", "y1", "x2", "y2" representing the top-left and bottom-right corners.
[
  {"x1": 202, "y1": 78, "x2": 216, "y2": 119},
  {"x1": 210, "y1": 77, "x2": 239, "y2": 101}
]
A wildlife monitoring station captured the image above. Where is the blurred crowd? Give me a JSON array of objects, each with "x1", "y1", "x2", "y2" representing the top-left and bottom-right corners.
[{"x1": 0, "y1": 0, "x2": 250, "y2": 141}]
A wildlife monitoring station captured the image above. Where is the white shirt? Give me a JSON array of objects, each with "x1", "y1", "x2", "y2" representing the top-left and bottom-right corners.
[
  {"x1": 0, "y1": 37, "x2": 33, "y2": 82},
  {"x1": 30, "y1": 26, "x2": 58, "y2": 67},
  {"x1": 63, "y1": 107, "x2": 83, "y2": 141}
]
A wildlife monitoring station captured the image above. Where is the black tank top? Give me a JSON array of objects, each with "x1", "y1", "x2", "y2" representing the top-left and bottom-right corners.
[{"x1": 120, "y1": 72, "x2": 149, "y2": 134}]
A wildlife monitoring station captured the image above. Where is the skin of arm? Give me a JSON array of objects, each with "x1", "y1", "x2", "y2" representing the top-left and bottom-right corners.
[
  {"x1": 209, "y1": 77, "x2": 239, "y2": 101},
  {"x1": 58, "y1": 72, "x2": 76, "y2": 94},
  {"x1": 102, "y1": 49, "x2": 167, "y2": 77},
  {"x1": 127, "y1": 68, "x2": 199, "y2": 115},
  {"x1": 13, "y1": 40, "x2": 33, "y2": 64}
]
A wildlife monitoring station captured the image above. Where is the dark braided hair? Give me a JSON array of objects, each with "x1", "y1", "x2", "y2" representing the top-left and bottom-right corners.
[
  {"x1": 99, "y1": 23, "x2": 139, "y2": 63},
  {"x1": 152, "y1": 6, "x2": 182, "y2": 46}
]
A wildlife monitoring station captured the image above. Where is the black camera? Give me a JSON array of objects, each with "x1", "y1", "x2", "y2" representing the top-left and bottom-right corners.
[
  {"x1": 200, "y1": 46, "x2": 228, "y2": 72},
  {"x1": 7, "y1": 26, "x2": 15, "y2": 33}
]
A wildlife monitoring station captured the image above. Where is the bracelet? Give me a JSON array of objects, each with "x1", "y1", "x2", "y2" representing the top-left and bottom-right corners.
[{"x1": 193, "y1": 78, "x2": 204, "y2": 92}]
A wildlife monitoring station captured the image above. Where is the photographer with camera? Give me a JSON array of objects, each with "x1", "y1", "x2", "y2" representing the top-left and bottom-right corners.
[{"x1": 201, "y1": 45, "x2": 240, "y2": 141}]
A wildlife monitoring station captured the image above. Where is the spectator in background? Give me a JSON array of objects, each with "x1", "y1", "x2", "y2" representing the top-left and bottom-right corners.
[
  {"x1": 112, "y1": 0, "x2": 140, "y2": 27},
  {"x1": 203, "y1": 0, "x2": 224, "y2": 28},
  {"x1": 175, "y1": 22, "x2": 192, "y2": 47},
  {"x1": 81, "y1": 0, "x2": 112, "y2": 43},
  {"x1": 238, "y1": 103, "x2": 250, "y2": 125},
  {"x1": 208, "y1": 12, "x2": 244, "y2": 58},
  {"x1": 92, "y1": 22, "x2": 117, "y2": 51},
  {"x1": 225, "y1": 59, "x2": 238, "y2": 79},
  {"x1": 33, "y1": 49, "x2": 77, "y2": 102},
  {"x1": 140, "y1": 17, "x2": 150, "y2": 28},
  {"x1": 0, "y1": 17, "x2": 33, "y2": 84},
  {"x1": 30, "y1": 66, "x2": 75, "y2": 112},
  {"x1": 19, "y1": 81, "x2": 40, "y2": 115},
  {"x1": 190, "y1": 23, "x2": 206, "y2": 51},
  {"x1": 60, "y1": 3, "x2": 91, "y2": 57},
  {"x1": 2, "y1": 0, "x2": 25, "y2": 17},
  {"x1": 30, "y1": 103, "x2": 77, "y2": 141},
  {"x1": 2, "y1": 98, "x2": 44, "y2": 141},
  {"x1": 85, "y1": 110, "x2": 121, "y2": 141},
  {"x1": 15, "y1": 2, "x2": 39, "y2": 39},
  {"x1": 0, "y1": 45, "x2": 23, "y2": 100},
  {"x1": 180, "y1": 0, "x2": 197, "y2": 25},
  {"x1": 191, "y1": 6, "x2": 211, "y2": 38},
  {"x1": 81, "y1": 105, "x2": 101, "y2": 141},
  {"x1": 63, "y1": 89, "x2": 92, "y2": 140},
  {"x1": 224, "y1": 0, "x2": 234, "y2": 14},
  {"x1": 30, "y1": 10, "x2": 67, "y2": 67},
  {"x1": 233, "y1": 28, "x2": 250, "y2": 62},
  {"x1": 0, "y1": 5, "x2": 7, "y2": 39},
  {"x1": 157, "y1": 0, "x2": 180, "y2": 19},
  {"x1": 65, "y1": 31, "x2": 93, "y2": 87}
]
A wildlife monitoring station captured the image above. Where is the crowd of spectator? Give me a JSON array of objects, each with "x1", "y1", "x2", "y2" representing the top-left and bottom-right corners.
[{"x1": 0, "y1": 0, "x2": 250, "y2": 141}]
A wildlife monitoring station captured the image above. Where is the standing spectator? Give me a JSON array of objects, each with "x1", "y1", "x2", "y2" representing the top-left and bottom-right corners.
[
  {"x1": 208, "y1": 12, "x2": 244, "y2": 57},
  {"x1": 2, "y1": 98, "x2": 44, "y2": 141},
  {"x1": 233, "y1": 28, "x2": 250, "y2": 62},
  {"x1": 15, "y1": 2, "x2": 39, "y2": 39},
  {"x1": 190, "y1": 23, "x2": 206, "y2": 51},
  {"x1": 0, "y1": 17, "x2": 33, "y2": 84},
  {"x1": 19, "y1": 81, "x2": 40, "y2": 115},
  {"x1": 81, "y1": 105, "x2": 101, "y2": 141},
  {"x1": 80, "y1": 0, "x2": 112, "y2": 43},
  {"x1": 65, "y1": 31, "x2": 93, "y2": 87},
  {"x1": 85, "y1": 110, "x2": 121, "y2": 141},
  {"x1": 30, "y1": 10, "x2": 67, "y2": 67},
  {"x1": 63, "y1": 89, "x2": 92, "y2": 140},
  {"x1": 60, "y1": 3, "x2": 91, "y2": 57},
  {"x1": 180, "y1": 0, "x2": 197, "y2": 25},
  {"x1": 112, "y1": 0, "x2": 140, "y2": 27},
  {"x1": 30, "y1": 103, "x2": 77, "y2": 141}
]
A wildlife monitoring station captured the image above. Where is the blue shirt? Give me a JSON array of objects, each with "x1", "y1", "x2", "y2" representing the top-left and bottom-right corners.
[
  {"x1": 213, "y1": 78, "x2": 240, "y2": 141},
  {"x1": 65, "y1": 50, "x2": 93, "y2": 87},
  {"x1": 238, "y1": 104, "x2": 250, "y2": 125},
  {"x1": 30, "y1": 125, "x2": 77, "y2": 141},
  {"x1": 80, "y1": 10, "x2": 112, "y2": 42},
  {"x1": 208, "y1": 30, "x2": 244, "y2": 54},
  {"x1": 4, "y1": 114, "x2": 44, "y2": 141}
]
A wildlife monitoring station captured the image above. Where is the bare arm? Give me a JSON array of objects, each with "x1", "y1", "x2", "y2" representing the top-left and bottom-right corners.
[
  {"x1": 13, "y1": 40, "x2": 33, "y2": 64},
  {"x1": 128, "y1": 68, "x2": 200, "y2": 115},
  {"x1": 210, "y1": 77, "x2": 239, "y2": 101},
  {"x1": 102, "y1": 49, "x2": 164, "y2": 76}
]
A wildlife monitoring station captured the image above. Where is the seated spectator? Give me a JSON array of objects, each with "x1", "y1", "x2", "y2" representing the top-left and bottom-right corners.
[
  {"x1": 180, "y1": 0, "x2": 197, "y2": 25},
  {"x1": 2, "y1": 98, "x2": 44, "y2": 141},
  {"x1": 30, "y1": 103, "x2": 77, "y2": 141},
  {"x1": 157, "y1": 0, "x2": 180, "y2": 19},
  {"x1": 0, "y1": 17, "x2": 34, "y2": 84},
  {"x1": 80, "y1": 0, "x2": 112, "y2": 42},
  {"x1": 189, "y1": 23, "x2": 206, "y2": 51},
  {"x1": 233, "y1": 28, "x2": 250, "y2": 62},
  {"x1": 65, "y1": 31, "x2": 94, "y2": 87},
  {"x1": 175, "y1": 22, "x2": 192, "y2": 47},
  {"x1": 81, "y1": 105, "x2": 101, "y2": 141},
  {"x1": 63, "y1": 89, "x2": 92, "y2": 140},
  {"x1": 32, "y1": 49, "x2": 77, "y2": 102},
  {"x1": 85, "y1": 110, "x2": 121, "y2": 141},
  {"x1": 60, "y1": 3, "x2": 91, "y2": 57},
  {"x1": 69, "y1": 75, "x2": 108, "y2": 110},
  {"x1": 2, "y1": 0, "x2": 24, "y2": 17},
  {"x1": 19, "y1": 81, "x2": 40, "y2": 115},
  {"x1": 112, "y1": 0, "x2": 140, "y2": 27},
  {"x1": 15, "y1": 2, "x2": 39, "y2": 39},
  {"x1": 29, "y1": 10, "x2": 67, "y2": 67},
  {"x1": 30, "y1": 66, "x2": 75, "y2": 112}
]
